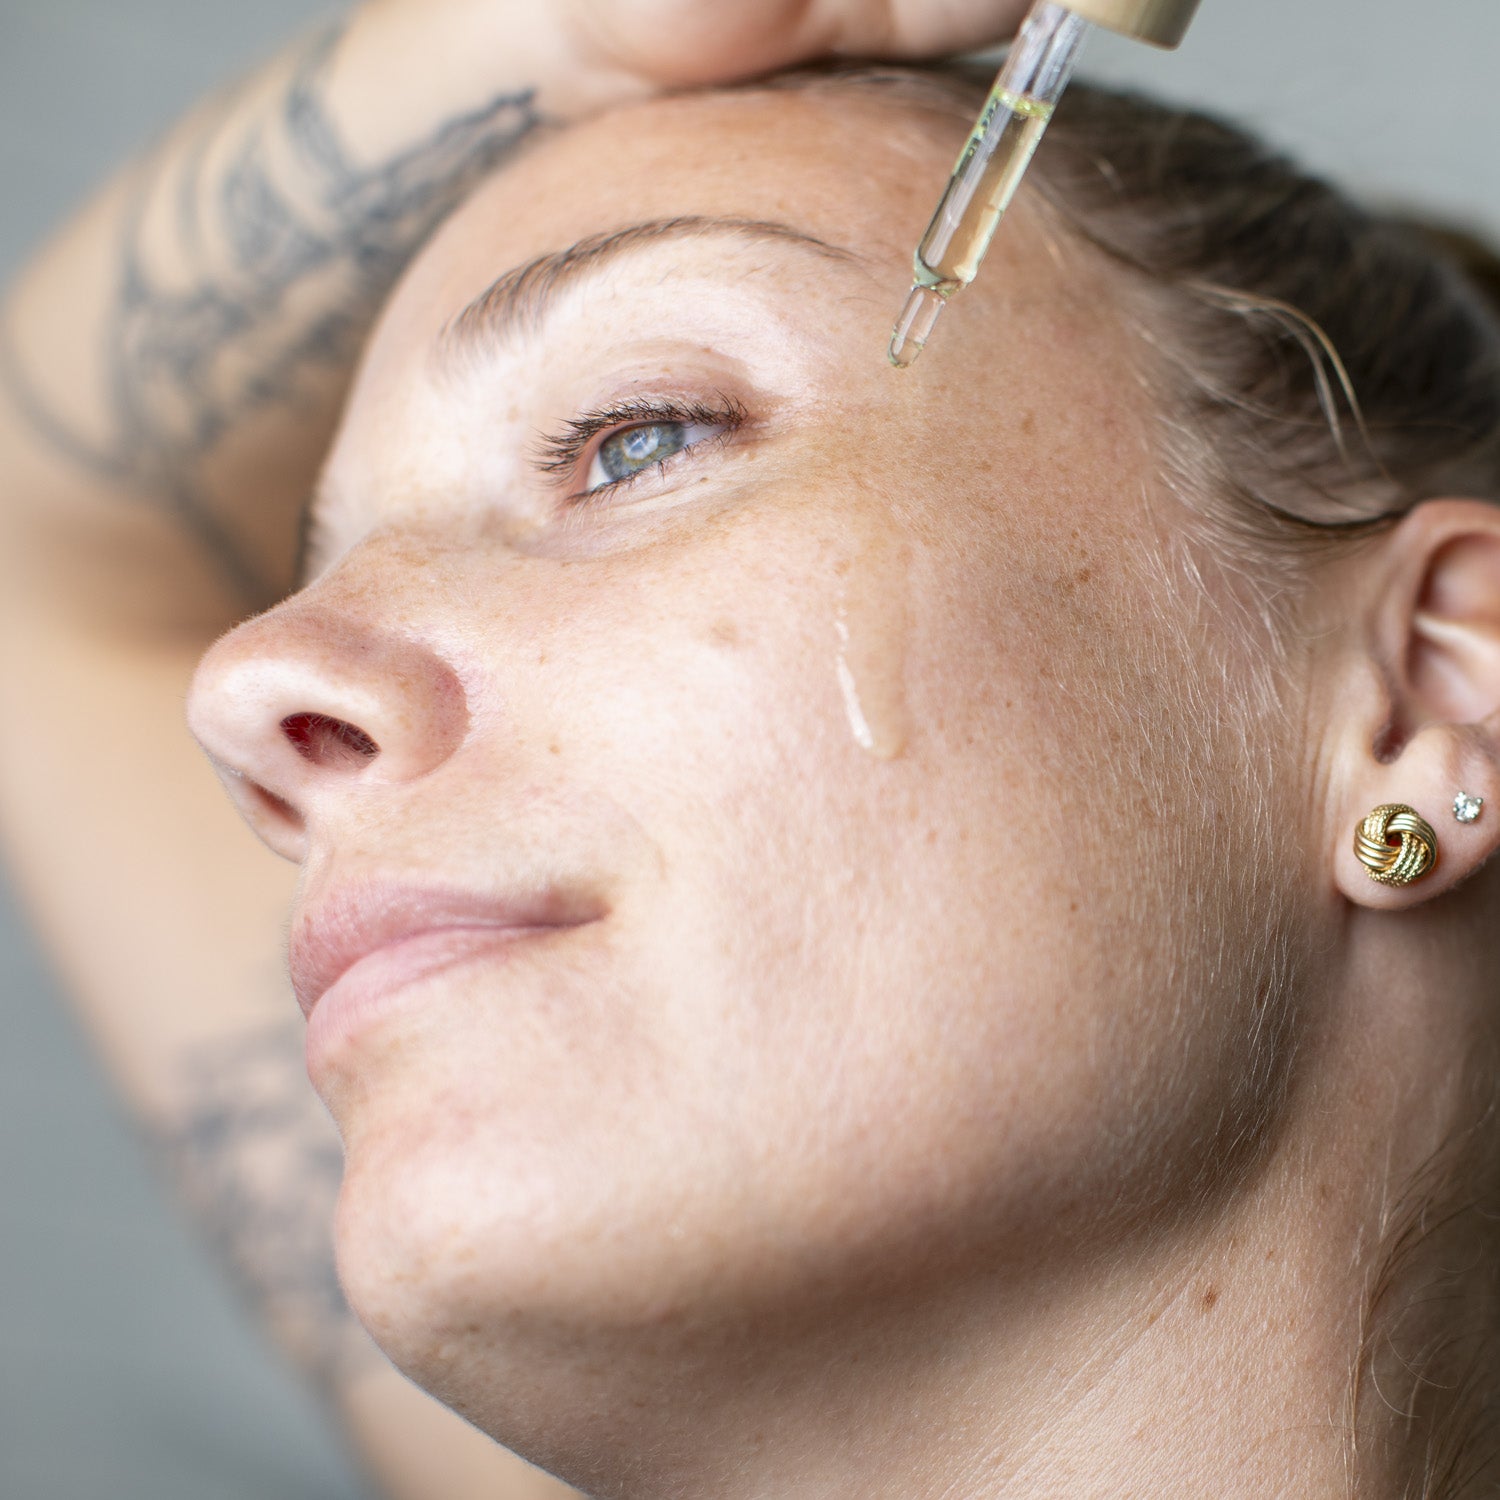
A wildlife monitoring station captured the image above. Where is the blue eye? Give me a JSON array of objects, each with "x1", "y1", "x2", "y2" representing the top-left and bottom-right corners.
[
  {"x1": 538, "y1": 396, "x2": 747, "y2": 500},
  {"x1": 583, "y1": 416, "x2": 726, "y2": 493}
]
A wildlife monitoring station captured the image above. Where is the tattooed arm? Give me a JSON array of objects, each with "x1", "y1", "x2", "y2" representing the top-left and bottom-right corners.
[
  {"x1": 0, "y1": 9, "x2": 619, "y2": 1492},
  {"x1": 2, "y1": 9, "x2": 548, "y2": 614},
  {"x1": 0, "y1": 3, "x2": 1029, "y2": 1497}
]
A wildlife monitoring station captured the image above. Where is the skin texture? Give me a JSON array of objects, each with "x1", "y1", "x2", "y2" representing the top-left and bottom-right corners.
[
  {"x1": 0, "y1": 9, "x2": 1024, "y2": 1498},
  {"x1": 183, "y1": 88, "x2": 1500, "y2": 1499}
]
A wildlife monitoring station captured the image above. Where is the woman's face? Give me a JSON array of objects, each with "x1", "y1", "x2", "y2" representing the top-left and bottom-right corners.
[{"x1": 189, "y1": 88, "x2": 1307, "y2": 1428}]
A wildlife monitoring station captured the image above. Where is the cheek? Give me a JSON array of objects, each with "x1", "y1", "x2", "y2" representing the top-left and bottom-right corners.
[
  {"x1": 328, "y1": 453, "x2": 1300, "y2": 1349},
  {"x1": 580, "y1": 489, "x2": 1189, "y2": 1194}
]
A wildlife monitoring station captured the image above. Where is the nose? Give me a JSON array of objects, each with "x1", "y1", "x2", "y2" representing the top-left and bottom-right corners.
[{"x1": 188, "y1": 595, "x2": 469, "y2": 861}]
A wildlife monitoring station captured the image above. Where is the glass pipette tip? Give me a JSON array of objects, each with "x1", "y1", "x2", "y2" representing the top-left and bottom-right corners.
[
  {"x1": 888, "y1": 0, "x2": 1090, "y2": 369},
  {"x1": 889, "y1": 285, "x2": 948, "y2": 368}
]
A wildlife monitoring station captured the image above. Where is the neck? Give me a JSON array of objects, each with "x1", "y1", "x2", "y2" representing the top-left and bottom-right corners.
[
  {"x1": 489, "y1": 933, "x2": 1489, "y2": 1500},
  {"x1": 514, "y1": 1159, "x2": 1382, "y2": 1499}
]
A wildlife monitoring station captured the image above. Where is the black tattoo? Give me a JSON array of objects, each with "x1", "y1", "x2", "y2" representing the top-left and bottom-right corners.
[
  {"x1": 1, "y1": 21, "x2": 540, "y2": 603},
  {"x1": 157, "y1": 1018, "x2": 369, "y2": 1385}
]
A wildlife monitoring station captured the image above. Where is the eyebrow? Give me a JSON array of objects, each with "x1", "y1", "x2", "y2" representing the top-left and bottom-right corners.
[{"x1": 439, "y1": 215, "x2": 862, "y2": 357}]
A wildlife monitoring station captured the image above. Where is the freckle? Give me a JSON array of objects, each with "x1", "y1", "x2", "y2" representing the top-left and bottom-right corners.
[
  {"x1": 1018, "y1": 411, "x2": 1037, "y2": 436},
  {"x1": 537, "y1": 650, "x2": 548, "y2": 665},
  {"x1": 1075, "y1": 566, "x2": 1092, "y2": 585},
  {"x1": 709, "y1": 619, "x2": 741, "y2": 648},
  {"x1": 1200, "y1": 1284, "x2": 1219, "y2": 1312},
  {"x1": 548, "y1": 741, "x2": 561, "y2": 756}
]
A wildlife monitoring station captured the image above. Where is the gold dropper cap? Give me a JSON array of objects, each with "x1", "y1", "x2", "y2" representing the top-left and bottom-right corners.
[{"x1": 1060, "y1": 0, "x2": 1201, "y2": 48}]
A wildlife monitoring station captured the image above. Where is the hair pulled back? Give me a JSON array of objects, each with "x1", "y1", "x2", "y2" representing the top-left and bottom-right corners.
[{"x1": 1032, "y1": 85, "x2": 1500, "y2": 567}]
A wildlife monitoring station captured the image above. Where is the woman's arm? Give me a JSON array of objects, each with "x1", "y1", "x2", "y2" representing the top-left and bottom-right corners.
[
  {"x1": 0, "y1": 13, "x2": 609, "y2": 1494},
  {"x1": 0, "y1": 4, "x2": 1027, "y2": 1498}
]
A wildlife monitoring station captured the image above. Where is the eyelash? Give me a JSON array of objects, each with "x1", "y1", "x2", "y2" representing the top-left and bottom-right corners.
[{"x1": 534, "y1": 393, "x2": 748, "y2": 503}]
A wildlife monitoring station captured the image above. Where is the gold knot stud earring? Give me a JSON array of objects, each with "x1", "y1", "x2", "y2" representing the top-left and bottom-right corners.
[{"x1": 1354, "y1": 803, "x2": 1438, "y2": 887}]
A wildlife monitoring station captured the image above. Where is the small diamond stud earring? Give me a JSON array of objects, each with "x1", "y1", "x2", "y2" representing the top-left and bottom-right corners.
[{"x1": 1454, "y1": 792, "x2": 1484, "y2": 824}]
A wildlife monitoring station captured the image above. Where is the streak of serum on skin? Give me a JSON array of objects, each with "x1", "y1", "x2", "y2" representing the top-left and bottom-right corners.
[{"x1": 834, "y1": 526, "x2": 912, "y2": 760}]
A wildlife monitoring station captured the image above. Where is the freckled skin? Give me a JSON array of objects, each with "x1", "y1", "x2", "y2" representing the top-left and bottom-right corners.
[{"x1": 188, "y1": 89, "x2": 1309, "y2": 1493}]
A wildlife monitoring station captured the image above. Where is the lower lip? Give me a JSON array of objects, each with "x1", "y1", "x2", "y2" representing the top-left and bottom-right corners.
[{"x1": 304, "y1": 925, "x2": 553, "y2": 1069}]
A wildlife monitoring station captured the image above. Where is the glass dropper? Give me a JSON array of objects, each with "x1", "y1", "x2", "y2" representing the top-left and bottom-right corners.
[{"x1": 889, "y1": 0, "x2": 1090, "y2": 368}]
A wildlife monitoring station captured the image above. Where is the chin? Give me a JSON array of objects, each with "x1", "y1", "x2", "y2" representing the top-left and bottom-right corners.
[
  {"x1": 331, "y1": 1133, "x2": 585, "y2": 1417},
  {"x1": 330, "y1": 1119, "x2": 761, "y2": 1484},
  {"x1": 330, "y1": 1094, "x2": 726, "y2": 1366}
]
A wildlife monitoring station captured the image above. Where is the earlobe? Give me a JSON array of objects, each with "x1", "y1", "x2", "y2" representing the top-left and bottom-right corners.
[{"x1": 1329, "y1": 499, "x2": 1500, "y2": 910}]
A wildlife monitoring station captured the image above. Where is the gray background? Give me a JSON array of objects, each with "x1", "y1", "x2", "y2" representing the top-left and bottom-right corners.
[{"x1": 1, "y1": 2, "x2": 1497, "y2": 1497}]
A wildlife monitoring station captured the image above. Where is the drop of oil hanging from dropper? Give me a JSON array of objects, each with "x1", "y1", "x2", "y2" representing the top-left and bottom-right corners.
[{"x1": 888, "y1": 284, "x2": 948, "y2": 368}]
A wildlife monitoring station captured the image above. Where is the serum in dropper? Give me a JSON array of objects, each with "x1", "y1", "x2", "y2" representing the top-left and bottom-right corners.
[{"x1": 889, "y1": 0, "x2": 1203, "y2": 369}]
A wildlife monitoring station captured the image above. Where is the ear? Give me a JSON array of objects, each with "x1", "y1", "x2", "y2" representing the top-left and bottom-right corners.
[{"x1": 1330, "y1": 499, "x2": 1500, "y2": 909}]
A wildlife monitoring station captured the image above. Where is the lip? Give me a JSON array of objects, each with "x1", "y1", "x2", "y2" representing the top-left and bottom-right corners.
[{"x1": 290, "y1": 878, "x2": 603, "y2": 1020}]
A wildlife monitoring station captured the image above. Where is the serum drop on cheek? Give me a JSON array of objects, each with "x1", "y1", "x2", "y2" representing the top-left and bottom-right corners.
[{"x1": 833, "y1": 536, "x2": 912, "y2": 760}]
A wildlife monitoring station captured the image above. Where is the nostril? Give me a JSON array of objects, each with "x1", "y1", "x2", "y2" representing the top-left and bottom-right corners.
[{"x1": 280, "y1": 712, "x2": 381, "y2": 770}]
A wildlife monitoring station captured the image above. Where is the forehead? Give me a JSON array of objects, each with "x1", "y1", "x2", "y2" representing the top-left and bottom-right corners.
[
  {"x1": 349, "y1": 82, "x2": 1128, "y2": 410},
  {"x1": 367, "y1": 87, "x2": 984, "y2": 363},
  {"x1": 460, "y1": 89, "x2": 954, "y2": 274}
]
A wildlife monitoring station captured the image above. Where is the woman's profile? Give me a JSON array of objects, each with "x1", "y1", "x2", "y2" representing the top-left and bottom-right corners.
[{"x1": 3, "y1": 3, "x2": 1500, "y2": 1498}]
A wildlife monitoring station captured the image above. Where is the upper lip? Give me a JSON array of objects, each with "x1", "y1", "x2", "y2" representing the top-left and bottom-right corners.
[{"x1": 290, "y1": 878, "x2": 602, "y2": 1017}]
